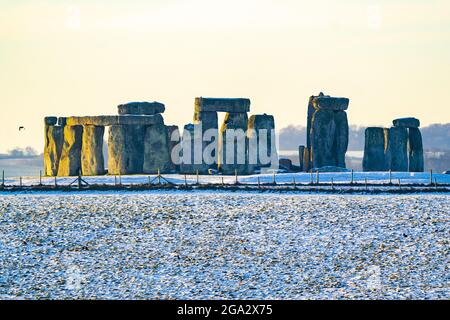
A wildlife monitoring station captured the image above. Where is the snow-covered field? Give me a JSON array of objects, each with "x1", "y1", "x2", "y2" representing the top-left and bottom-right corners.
[
  {"x1": 3, "y1": 171, "x2": 450, "y2": 187},
  {"x1": 0, "y1": 191, "x2": 448, "y2": 300}
]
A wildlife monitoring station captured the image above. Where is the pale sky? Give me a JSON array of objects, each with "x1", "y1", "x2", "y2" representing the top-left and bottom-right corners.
[{"x1": 0, "y1": 0, "x2": 449, "y2": 153}]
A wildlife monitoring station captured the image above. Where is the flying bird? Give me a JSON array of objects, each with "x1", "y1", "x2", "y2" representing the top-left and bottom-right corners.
[{"x1": 19, "y1": 126, "x2": 25, "y2": 131}]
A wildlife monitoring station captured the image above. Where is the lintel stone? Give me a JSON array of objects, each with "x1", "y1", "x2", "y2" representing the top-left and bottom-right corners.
[{"x1": 195, "y1": 97, "x2": 250, "y2": 113}]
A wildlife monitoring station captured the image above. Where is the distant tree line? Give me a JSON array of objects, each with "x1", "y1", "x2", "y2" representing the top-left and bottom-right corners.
[{"x1": 0, "y1": 147, "x2": 40, "y2": 159}]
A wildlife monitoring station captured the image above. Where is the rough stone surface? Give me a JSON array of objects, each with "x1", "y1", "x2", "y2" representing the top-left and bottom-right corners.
[
  {"x1": 298, "y1": 145, "x2": 305, "y2": 172},
  {"x1": 166, "y1": 125, "x2": 181, "y2": 172},
  {"x1": 389, "y1": 127, "x2": 409, "y2": 172},
  {"x1": 195, "y1": 97, "x2": 250, "y2": 113},
  {"x1": 279, "y1": 158, "x2": 292, "y2": 171},
  {"x1": 193, "y1": 111, "x2": 219, "y2": 174},
  {"x1": 247, "y1": 114, "x2": 277, "y2": 170},
  {"x1": 58, "y1": 126, "x2": 83, "y2": 176},
  {"x1": 44, "y1": 125, "x2": 64, "y2": 176},
  {"x1": 313, "y1": 96, "x2": 349, "y2": 111},
  {"x1": 81, "y1": 126, "x2": 105, "y2": 176},
  {"x1": 220, "y1": 112, "x2": 249, "y2": 175},
  {"x1": 44, "y1": 117, "x2": 58, "y2": 126},
  {"x1": 180, "y1": 124, "x2": 196, "y2": 174},
  {"x1": 58, "y1": 117, "x2": 67, "y2": 126},
  {"x1": 306, "y1": 93, "x2": 350, "y2": 171},
  {"x1": 393, "y1": 117, "x2": 420, "y2": 128},
  {"x1": 334, "y1": 111, "x2": 349, "y2": 168},
  {"x1": 108, "y1": 125, "x2": 145, "y2": 175},
  {"x1": 408, "y1": 128, "x2": 424, "y2": 172},
  {"x1": 143, "y1": 124, "x2": 172, "y2": 174},
  {"x1": 66, "y1": 114, "x2": 163, "y2": 126},
  {"x1": 118, "y1": 102, "x2": 165, "y2": 115},
  {"x1": 363, "y1": 127, "x2": 390, "y2": 172},
  {"x1": 310, "y1": 109, "x2": 336, "y2": 169}
]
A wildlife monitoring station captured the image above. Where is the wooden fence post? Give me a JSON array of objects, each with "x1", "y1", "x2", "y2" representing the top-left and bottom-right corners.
[
  {"x1": 39, "y1": 170, "x2": 42, "y2": 186},
  {"x1": 430, "y1": 170, "x2": 433, "y2": 185},
  {"x1": 351, "y1": 169, "x2": 354, "y2": 184},
  {"x1": 196, "y1": 170, "x2": 199, "y2": 185},
  {"x1": 389, "y1": 170, "x2": 392, "y2": 184},
  {"x1": 2, "y1": 170, "x2": 4, "y2": 187},
  {"x1": 235, "y1": 169, "x2": 238, "y2": 185}
]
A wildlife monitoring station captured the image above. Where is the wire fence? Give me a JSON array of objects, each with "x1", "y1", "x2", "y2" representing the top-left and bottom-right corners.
[{"x1": 1, "y1": 169, "x2": 449, "y2": 193}]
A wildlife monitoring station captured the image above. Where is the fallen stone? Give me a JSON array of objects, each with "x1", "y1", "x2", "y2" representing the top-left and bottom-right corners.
[
  {"x1": 58, "y1": 125, "x2": 83, "y2": 176},
  {"x1": 408, "y1": 128, "x2": 424, "y2": 172},
  {"x1": 81, "y1": 126, "x2": 106, "y2": 176},
  {"x1": 66, "y1": 114, "x2": 163, "y2": 126},
  {"x1": 195, "y1": 97, "x2": 250, "y2": 113},
  {"x1": 312, "y1": 166, "x2": 351, "y2": 173},
  {"x1": 363, "y1": 127, "x2": 390, "y2": 171},
  {"x1": 44, "y1": 125, "x2": 64, "y2": 176},
  {"x1": 389, "y1": 126, "x2": 409, "y2": 172},
  {"x1": 143, "y1": 124, "x2": 172, "y2": 174},
  {"x1": 118, "y1": 102, "x2": 165, "y2": 115},
  {"x1": 279, "y1": 158, "x2": 293, "y2": 171},
  {"x1": 393, "y1": 117, "x2": 420, "y2": 128}
]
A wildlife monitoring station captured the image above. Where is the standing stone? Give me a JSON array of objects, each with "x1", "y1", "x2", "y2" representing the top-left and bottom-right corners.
[
  {"x1": 334, "y1": 111, "x2": 349, "y2": 168},
  {"x1": 143, "y1": 123, "x2": 172, "y2": 174},
  {"x1": 58, "y1": 126, "x2": 83, "y2": 176},
  {"x1": 44, "y1": 117, "x2": 64, "y2": 177},
  {"x1": 363, "y1": 127, "x2": 390, "y2": 171},
  {"x1": 247, "y1": 114, "x2": 277, "y2": 171},
  {"x1": 108, "y1": 125, "x2": 145, "y2": 175},
  {"x1": 298, "y1": 145, "x2": 305, "y2": 172},
  {"x1": 306, "y1": 93, "x2": 350, "y2": 170},
  {"x1": 166, "y1": 125, "x2": 181, "y2": 172},
  {"x1": 180, "y1": 124, "x2": 196, "y2": 174},
  {"x1": 193, "y1": 111, "x2": 218, "y2": 174},
  {"x1": 220, "y1": 112, "x2": 249, "y2": 175},
  {"x1": 310, "y1": 109, "x2": 336, "y2": 168},
  {"x1": 389, "y1": 127, "x2": 409, "y2": 172},
  {"x1": 408, "y1": 128, "x2": 424, "y2": 172},
  {"x1": 81, "y1": 126, "x2": 105, "y2": 176}
]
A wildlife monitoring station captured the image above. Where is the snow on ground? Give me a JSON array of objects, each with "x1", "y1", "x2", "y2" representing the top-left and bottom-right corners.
[
  {"x1": 0, "y1": 191, "x2": 448, "y2": 299},
  {"x1": 3, "y1": 171, "x2": 450, "y2": 187}
]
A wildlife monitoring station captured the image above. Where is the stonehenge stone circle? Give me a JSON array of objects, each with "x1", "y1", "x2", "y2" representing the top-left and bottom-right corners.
[
  {"x1": 408, "y1": 128, "x2": 424, "y2": 172},
  {"x1": 248, "y1": 114, "x2": 277, "y2": 170},
  {"x1": 58, "y1": 125, "x2": 83, "y2": 176},
  {"x1": 81, "y1": 125, "x2": 105, "y2": 176},
  {"x1": 306, "y1": 93, "x2": 350, "y2": 171},
  {"x1": 118, "y1": 102, "x2": 165, "y2": 115},
  {"x1": 363, "y1": 127, "x2": 390, "y2": 172}
]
